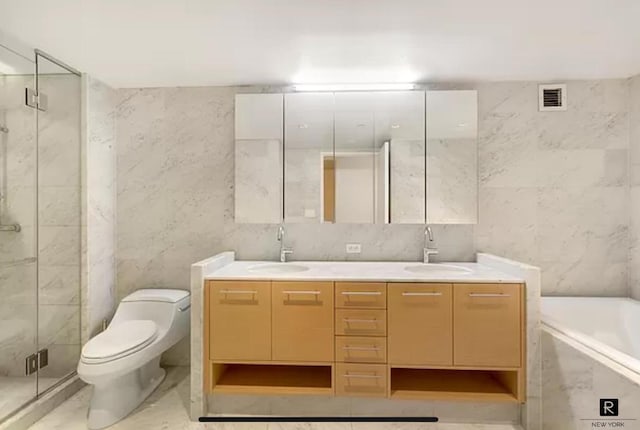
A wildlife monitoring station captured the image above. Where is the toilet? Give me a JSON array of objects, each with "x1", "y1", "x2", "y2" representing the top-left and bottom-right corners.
[{"x1": 77, "y1": 289, "x2": 190, "y2": 429}]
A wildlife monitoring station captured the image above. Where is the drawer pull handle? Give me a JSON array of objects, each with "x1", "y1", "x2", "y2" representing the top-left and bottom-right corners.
[
  {"x1": 342, "y1": 318, "x2": 377, "y2": 324},
  {"x1": 402, "y1": 292, "x2": 442, "y2": 296},
  {"x1": 282, "y1": 290, "x2": 321, "y2": 295},
  {"x1": 343, "y1": 346, "x2": 380, "y2": 351},
  {"x1": 468, "y1": 293, "x2": 511, "y2": 298},
  {"x1": 341, "y1": 291, "x2": 382, "y2": 296},
  {"x1": 343, "y1": 373, "x2": 382, "y2": 379},
  {"x1": 219, "y1": 290, "x2": 257, "y2": 295}
]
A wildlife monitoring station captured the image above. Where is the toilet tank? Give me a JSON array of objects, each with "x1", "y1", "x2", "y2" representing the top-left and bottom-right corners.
[{"x1": 111, "y1": 289, "x2": 190, "y2": 332}]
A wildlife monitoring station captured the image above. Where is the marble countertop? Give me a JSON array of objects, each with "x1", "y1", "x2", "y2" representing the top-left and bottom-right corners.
[{"x1": 205, "y1": 260, "x2": 523, "y2": 283}]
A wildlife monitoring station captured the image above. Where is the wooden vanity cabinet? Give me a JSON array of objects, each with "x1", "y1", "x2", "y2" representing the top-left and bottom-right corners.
[
  {"x1": 209, "y1": 281, "x2": 272, "y2": 361},
  {"x1": 206, "y1": 279, "x2": 525, "y2": 403},
  {"x1": 388, "y1": 283, "x2": 453, "y2": 366},
  {"x1": 453, "y1": 283, "x2": 523, "y2": 367},
  {"x1": 272, "y1": 281, "x2": 334, "y2": 362}
]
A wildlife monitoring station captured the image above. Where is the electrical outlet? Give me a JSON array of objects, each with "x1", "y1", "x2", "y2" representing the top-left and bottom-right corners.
[{"x1": 346, "y1": 243, "x2": 362, "y2": 254}]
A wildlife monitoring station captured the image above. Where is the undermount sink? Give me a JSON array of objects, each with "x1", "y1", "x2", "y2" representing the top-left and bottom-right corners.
[
  {"x1": 404, "y1": 263, "x2": 473, "y2": 275},
  {"x1": 248, "y1": 263, "x2": 310, "y2": 274}
]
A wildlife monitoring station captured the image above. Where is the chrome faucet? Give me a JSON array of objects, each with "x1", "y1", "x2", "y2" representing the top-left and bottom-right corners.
[
  {"x1": 277, "y1": 224, "x2": 293, "y2": 263},
  {"x1": 423, "y1": 225, "x2": 438, "y2": 263}
]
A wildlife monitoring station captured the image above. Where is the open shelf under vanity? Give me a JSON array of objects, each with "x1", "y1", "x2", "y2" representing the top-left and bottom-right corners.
[
  {"x1": 389, "y1": 367, "x2": 521, "y2": 403},
  {"x1": 211, "y1": 363, "x2": 334, "y2": 396}
]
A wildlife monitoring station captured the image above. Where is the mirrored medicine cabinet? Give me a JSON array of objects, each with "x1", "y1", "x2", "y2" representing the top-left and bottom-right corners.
[{"x1": 234, "y1": 89, "x2": 477, "y2": 225}]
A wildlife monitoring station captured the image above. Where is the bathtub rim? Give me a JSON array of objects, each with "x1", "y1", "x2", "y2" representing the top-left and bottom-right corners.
[{"x1": 541, "y1": 296, "x2": 640, "y2": 377}]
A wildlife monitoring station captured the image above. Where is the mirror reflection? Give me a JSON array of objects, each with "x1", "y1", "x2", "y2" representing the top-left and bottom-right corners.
[
  {"x1": 425, "y1": 90, "x2": 478, "y2": 224},
  {"x1": 284, "y1": 92, "x2": 334, "y2": 223},
  {"x1": 234, "y1": 90, "x2": 478, "y2": 225}
]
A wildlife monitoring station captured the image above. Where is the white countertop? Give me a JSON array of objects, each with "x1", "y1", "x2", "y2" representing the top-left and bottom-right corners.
[{"x1": 205, "y1": 260, "x2": 523, "y2": 283}]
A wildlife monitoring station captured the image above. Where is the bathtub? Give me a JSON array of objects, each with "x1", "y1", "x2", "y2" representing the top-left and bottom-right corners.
[
  {"x1": 541, "y1": 296, "x2": 640, "y2": 429},
  {"x1": 541, "y1": 296, "x2": 640, "y2": 375}
]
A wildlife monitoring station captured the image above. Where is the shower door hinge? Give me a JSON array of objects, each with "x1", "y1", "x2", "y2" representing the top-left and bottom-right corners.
[
  {"x1": 25, "y1": 88, "x2": 48, "y2": 111},
  {"x1": 38, "y1": 348, "x2": 49, "y2": 369},
  {"x1": 25, "y1": 353, "x2": 38, "y2": 375}
]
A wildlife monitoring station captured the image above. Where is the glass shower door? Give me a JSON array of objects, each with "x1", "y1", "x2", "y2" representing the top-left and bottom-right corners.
[
  {"x1": 34, "y1": 51, "x2": 82, "y2": 395},
  {"x1": 0, "y1": 43, "x2": 38, "y2": 421}
]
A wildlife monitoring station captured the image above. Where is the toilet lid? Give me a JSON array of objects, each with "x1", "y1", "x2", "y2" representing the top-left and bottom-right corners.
[{"x1": 82, "y1": 320, "x2": 158, "y2": 362}]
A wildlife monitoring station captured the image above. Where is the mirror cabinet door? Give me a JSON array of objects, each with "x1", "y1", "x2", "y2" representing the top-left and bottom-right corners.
[
  {"x1": 284, "y1": 92, "x2": 335, "y2": 223},
  {"x1": 425, "y1": 90, "x2": 478, "y2": 224},
  {"x1": 333, "y1": 92, "x2": 378, "y2": 223},
  {"x1": 234, "y1": 93, "x2": 284, "y2": 223},
  {"x1": 374, "y1": 91, "x2": 426, "y2": 224}
]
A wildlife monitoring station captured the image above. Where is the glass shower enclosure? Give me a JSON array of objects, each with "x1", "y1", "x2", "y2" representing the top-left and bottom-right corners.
[{"x1": 0, "y1": 42, "x2": 81, "y2": 422}]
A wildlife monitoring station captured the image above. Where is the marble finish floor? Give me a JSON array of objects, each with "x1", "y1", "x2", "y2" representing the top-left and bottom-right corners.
[
  {"x1": 0, "y1": 377, "x2": 57, "y2": 422},
  {"x1": 28, "y1": 367, "x2": 522, "y2": 430}
]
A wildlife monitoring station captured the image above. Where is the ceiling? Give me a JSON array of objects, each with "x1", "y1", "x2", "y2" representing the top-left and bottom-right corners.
[{"x1": 1, "y1": 0, "x2": 639, "y2": 88}]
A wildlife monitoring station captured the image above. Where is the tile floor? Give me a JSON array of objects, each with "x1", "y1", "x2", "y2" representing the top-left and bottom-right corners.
[
  {"x1": 27, "y1": 367, "x2": 523, "y2": 430},
  {"x1": 0, "y1": 377, "x2": 58, "y2": 422}
]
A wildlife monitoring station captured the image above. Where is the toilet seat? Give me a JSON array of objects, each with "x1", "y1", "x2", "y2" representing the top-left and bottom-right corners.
[{"x1": 81, "y1": 320, "x2": 158, "y2": 364}]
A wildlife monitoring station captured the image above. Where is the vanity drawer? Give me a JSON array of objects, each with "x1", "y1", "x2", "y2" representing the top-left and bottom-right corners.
[
  {"x1": 453, "y1": 283, "x2": 522, "y2": 368},
  {"x1": 335, "y1": 309, "x2": 387, "y2": 336},
  {"x1": 209, "y1": 281, "x2": 271, "y2": 361},
  {"x1": 335, "y1": 336, "x2": 387, "y2": 363},
  {"x1": 335, "y1": 283, "x2": 386, "y2": 309},
  {"x1": 335, "y1": 363, "x2": 387, "y2": 397}
]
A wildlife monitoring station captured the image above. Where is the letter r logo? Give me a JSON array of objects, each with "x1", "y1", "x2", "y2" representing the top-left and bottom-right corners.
[{"x1": 600, "y1": 399, "x2": 618, "y2": 416}]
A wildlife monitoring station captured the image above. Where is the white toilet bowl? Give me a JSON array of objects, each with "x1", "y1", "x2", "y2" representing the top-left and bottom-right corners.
[{"x1": 77, "y1": 289, "x2": 190, "y2": 429}]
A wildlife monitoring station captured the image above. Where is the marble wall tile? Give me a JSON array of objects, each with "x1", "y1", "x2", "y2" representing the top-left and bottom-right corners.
[
  {"x1": 629, "y1": 75, "x2": 640, "y2": 300},
  {"x1": 426, "y1": 138, "x2": 476, "y2": 224},
  {"x1": 0, "y1": 261, "x2": 36, "y2": 305},
  {"x1": 38, "y1": 265, "x2": 80, "y2": 305},
  {"x1": 81, "y1": 75, "x2": 117, "y2": 342},
  {"x1": 476, "y1": 78, "x2": 631, "y2": 296},
  {"x1": 542, "y1": 329, "x2": 640, "y2": 430},
  {"x1": 0, "y1": 302, "x2": 36, "y2": 376}
]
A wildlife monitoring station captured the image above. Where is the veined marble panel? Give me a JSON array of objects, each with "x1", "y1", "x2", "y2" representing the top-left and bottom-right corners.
[
  {"x1": 81, "y1": 75, "x2": 117, "y2": 343},
  {"x1": 542, "y1": 328, "x2": 640, "y2": 430},
  {"x1": 427, "y1": 138, "x2": 476, "y2": 224},
  {"x1": 477, "y1": 79, "x2": 631, "y2": 296},
  {"x1": 629, "y1": 74, "x2": 640, "y2": 300}
]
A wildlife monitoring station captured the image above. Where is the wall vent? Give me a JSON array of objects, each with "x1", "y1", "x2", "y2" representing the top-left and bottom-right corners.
[{"x1": 539, "y1": 84, "x2": 567, "y2": 111}]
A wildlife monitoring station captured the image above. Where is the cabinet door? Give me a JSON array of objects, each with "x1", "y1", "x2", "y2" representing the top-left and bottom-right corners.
[
  {"x1": 272, "y1": 282, "x2": 334, "y2": 362},
  {"x1": 209, "y1": 281, "x2": 271, "y2": 361},
  {"x1": 453, "y1": 283, "x2": 522, "y2": 367},
  {"x1": 388, "y1": 283, "x2": 452, "y2": 366},
  {"x1": 235, "y1": 93, "x2": 283, "y2": 140}
]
